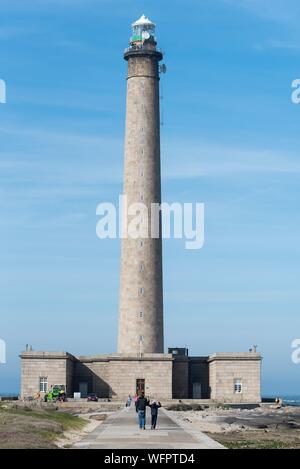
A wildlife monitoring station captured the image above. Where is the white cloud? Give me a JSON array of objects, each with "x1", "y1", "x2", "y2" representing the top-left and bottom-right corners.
[
  {"x1": 1, "y1": 122, "x2": 299, "y2": 212},
  {"x1": 0, "y1": 0, "x2": 123, "y2": 10},
  {"x1": 162, "y1": 140, "x2": 300, "y2": 179},
  {"x1": 166, "y1": 289, "x2": 300, "y2": 302},
  {"x1": 221, "y1": 0, "x2": 300, "y2": 24},
  {"x1": 0, "y1": 124, "x2": 123, "y2": 207},
  {"x1": 256, "y1": 39, "x2": 300, "y2": 52},
  {"x1": 11, "y1": 86, "x2": 116, "y2": 113}
]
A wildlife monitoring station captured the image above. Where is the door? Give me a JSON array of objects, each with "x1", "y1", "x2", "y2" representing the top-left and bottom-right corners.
[
  {"x1": 79, "y1": 382, "x2": 88, "y2": 398},
  {"x1": 136, "y1": 379, "x2": 145, "y2": 395},
  {"x1": 192, "y1": 382, "x2": 202, "y2": 399}
]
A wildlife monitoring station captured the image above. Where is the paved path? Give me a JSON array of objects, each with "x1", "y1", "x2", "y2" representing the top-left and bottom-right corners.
[{"x1": 73, "y1": 406, "x2": 224, "y2": 449}]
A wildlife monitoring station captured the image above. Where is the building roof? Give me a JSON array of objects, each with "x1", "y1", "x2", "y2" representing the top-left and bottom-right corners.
[
  {"x1": 132, "y1": 14, "x2": 155, "y2": 28},
  {"x1": 208, "y1": 352, "x2": 262, "y2": 362}
]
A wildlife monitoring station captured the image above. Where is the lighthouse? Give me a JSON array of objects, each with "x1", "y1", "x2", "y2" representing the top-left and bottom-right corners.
[
  {"x1": 20, "y1": 16, "x2": 262, "y2": 404},
  {"x1": 118, "y1": 15, "x2": 164, "y2": 355}
]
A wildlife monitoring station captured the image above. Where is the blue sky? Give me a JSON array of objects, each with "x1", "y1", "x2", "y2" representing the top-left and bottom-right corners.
[{"x1": 0, "y1": 0, "x2": 300, "y2": 395}]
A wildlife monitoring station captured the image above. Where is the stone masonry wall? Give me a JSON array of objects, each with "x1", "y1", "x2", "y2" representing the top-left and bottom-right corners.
[
  {"x1": 118, "y1": 51, "x2": 164, "y2": 355},
  {"x1": 107, "y1": 356, "x2": 172, "y2": 400},
  {"x1": 20, "y1": 352, "x2": 261, "y2": 402},
  {"x1": 20, "y1": 353, "x2": 72, "y2": 397},
  {"x1": 209, "y1": 356, "x2": 261, "y2": 403}
]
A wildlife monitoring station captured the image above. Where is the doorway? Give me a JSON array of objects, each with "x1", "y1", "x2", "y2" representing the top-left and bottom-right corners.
[
  {"x1": 79, "y1": 382, "x2": 88, "y2": 398},
  {"x1": 136, "y1": 379, "x2": 145, "y2": 395},
  {"x1": 192, "y1": 382, "x2": 202, "y2": 399}
]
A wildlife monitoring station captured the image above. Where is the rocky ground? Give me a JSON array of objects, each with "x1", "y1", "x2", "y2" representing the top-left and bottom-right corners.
[
  {"x1": 169, "y1": 405, "x2": 300, "y2": 449},
  {"x1": 2, "y1": 400, "x2": 300, "y2": 449}
]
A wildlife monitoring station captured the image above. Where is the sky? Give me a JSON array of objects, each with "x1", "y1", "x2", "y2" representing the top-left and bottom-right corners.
[{"x1": 0, "y1": 0, "x2": 300, "y2": 395}]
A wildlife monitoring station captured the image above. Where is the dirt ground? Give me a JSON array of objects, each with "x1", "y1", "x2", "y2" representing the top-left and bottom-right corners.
[
  {"x1": 169, "y1": 406, "x2": 300, "y2": 449},
  {"x1": 2, "y1": 401, "x2": 300, "y2": 449}
]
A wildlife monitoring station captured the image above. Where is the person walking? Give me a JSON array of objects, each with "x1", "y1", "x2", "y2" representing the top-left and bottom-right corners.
[
  {"x1": 135, "y1": 392, "x2": 149, "y2": 429},
  {"x1": 149, "y1": 400, "x2": 161, "y2": 429},
  {"x1": 125, "y1": 394, "x2": 132, "y2": 411}
]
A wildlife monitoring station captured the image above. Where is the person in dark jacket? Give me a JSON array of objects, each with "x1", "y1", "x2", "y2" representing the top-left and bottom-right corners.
[
  {"x1": 149, "y1": 401, "x2": 161, "y2": 429},
  {"x1": 135, "y1": 393, "x2": 149, "y2": 429}
]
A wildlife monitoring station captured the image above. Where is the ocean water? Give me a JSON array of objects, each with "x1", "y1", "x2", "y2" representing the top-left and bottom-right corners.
[
  {"x1": 282, "y1": 396, "x2": 300, "y2": 407},
  {"x1": 263, "y1": 395, "x2": 300, "y2": 407}
]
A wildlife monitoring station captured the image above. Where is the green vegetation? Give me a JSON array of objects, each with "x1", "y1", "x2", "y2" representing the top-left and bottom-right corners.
[
  {"x1": 207, "y1": 431, "x2": 300, "y2": 450},
  {"x1": 8, "y1": 406, "x2": 85, "y2": 430},
  {"x1": 223, "y1": 440, "x2": 300, "y2": 449},
  {"x1": 0, "y1": 403, "x2": 86, "y2": 449}
]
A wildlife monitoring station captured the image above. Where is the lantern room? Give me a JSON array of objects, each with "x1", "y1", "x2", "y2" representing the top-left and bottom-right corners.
[{"x1": 131, "y1": 14, "x2": 156, "y2": 44}]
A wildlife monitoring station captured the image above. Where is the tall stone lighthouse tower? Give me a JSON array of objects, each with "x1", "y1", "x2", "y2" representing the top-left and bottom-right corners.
[{"x1": 118, "y1": 15, "x2": 164, "y2": 355}]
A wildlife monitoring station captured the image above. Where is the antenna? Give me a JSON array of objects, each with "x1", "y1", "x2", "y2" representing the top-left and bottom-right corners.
[{"x1": 159, "y1": 63, "x2": 167, "y2": 74}]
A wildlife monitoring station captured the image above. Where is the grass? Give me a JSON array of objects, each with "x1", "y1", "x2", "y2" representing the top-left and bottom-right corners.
[
  {"x1": 0, "y1": 403, "x2": 86, "y2": 449},
  {"x1": 10, "y1": 407, "x2": 85, "y2": 430},
  {"x1": 207, "y1": 431, "x2": 300, "y2": 450},
  {"x1": 223, "y1": 440, "x2": 300, "y2": 449}
]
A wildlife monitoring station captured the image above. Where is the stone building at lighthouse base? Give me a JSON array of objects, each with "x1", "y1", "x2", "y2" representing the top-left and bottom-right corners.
[{"x1": 20, "y1": 349, "x2": 262, "y2": 404}]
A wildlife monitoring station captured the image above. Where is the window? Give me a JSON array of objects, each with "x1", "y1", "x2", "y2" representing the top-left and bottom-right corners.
[
  {"x1": 39, "y1": 377, "x2": 48, "y2": 393},
  {"x1": 139, "y1": 240, "x2": 144, "y2": 248},
  {"x1": 234, "y1": 378, "x2": 242, "y2": 394},
  {"x1": 140, "y1": 148, "x2": 144, "y2": 156},
  {"x1": 139, "y1": 287, "x2": 144, "y2": 296},
  {"x1": 140, "y1": 194, "x2": 144, "y2": 201},
  {"x1": 139, "y1": 311, "x2": 144, "y2": 318},
  {"x1": 139, "y1": 335, "x2": 144, "y2": 342},
  {"x1": 139, "y1": 263, "x2": 145, "y2": 272}
]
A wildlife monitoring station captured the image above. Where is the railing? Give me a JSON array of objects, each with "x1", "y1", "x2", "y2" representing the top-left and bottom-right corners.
[{"x1": 124, "y1": 44, "x2": 163, "y2": 55}]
